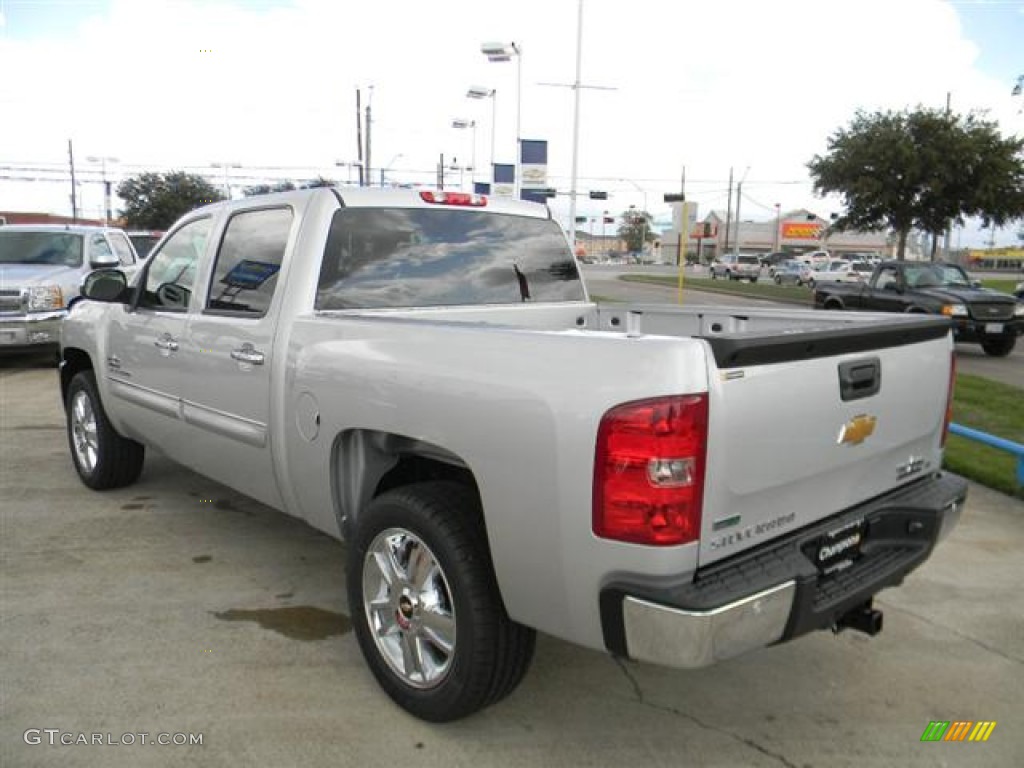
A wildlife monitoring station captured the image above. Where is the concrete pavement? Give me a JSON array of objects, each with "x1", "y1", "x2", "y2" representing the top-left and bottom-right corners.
[{"x1": 2, "y1": 360, "x2": 1021, "y2": 768}]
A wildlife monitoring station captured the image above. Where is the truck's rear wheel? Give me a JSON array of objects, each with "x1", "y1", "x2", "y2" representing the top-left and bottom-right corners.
[
  {"x1": 347, "y1": 482, "x2": 535, "y2": 722},
  {"x1": 66, "y1": 371, "x2": 144, "y2": 489},
  {"x1": 981, "y1": 336, "x2": 1016, "y2": 357}
]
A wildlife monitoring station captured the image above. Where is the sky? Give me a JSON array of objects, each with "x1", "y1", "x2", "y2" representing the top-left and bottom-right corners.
[{"x1": 0, "y1": 0, "x2": 1022, "y2": 247}]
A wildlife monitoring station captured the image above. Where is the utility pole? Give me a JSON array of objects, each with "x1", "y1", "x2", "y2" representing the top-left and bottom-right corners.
[
  {"x1": 68, "y1": 139, "x2": 78, "y2": 223},
  {"x1": 723, "y1": 166, "x2": 733, "y2": 254},
  {"x1": 365, "y1": 92, "x2": 373, "y2": 188},
  {"x1": 732, "y1": 180, "x2": 743, "y2": 257},
  {"x1": 355, "y1": 89, "x2": 365, "y2": 187},
  {"x1": 732, "y1": 166, "x2": 750, "y2": 258}
]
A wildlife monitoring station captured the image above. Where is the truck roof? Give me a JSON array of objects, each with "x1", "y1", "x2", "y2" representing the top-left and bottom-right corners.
[
  {"x1": 0, "y1": 223, "x2": 126, "y2": 235},
  {"x1": 198, "y1": 186, "x2": 553, "y2": 220}
]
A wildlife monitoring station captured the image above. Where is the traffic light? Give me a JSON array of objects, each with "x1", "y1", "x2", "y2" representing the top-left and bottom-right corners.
[
  {"x1": 589, "y1": 190, "x2": 608, "y2": 200},
  {"x1": 603, "y1": 216, "x2": 615, "y2": 224},
  {"x1": 575, "y1": 216, "x2": 587, "y2": 223},
  {"x1": 543, "y1": 188, "x2": 557, "y2": 198},
  {"x1": 663, "y1": 193, "x2": 685, "y2": 203}
]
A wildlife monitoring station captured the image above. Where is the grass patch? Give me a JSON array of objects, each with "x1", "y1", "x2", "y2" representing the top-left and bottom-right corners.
[
  {"x1": 620, "y1": 274, "x2": 813, "y2": 306},
  {"x1": 980, "y1": 278, "x2": 1020, "y2": 295},
  {"x1": 944, "y1": 373, "x2": 1024, "y2": 498}
]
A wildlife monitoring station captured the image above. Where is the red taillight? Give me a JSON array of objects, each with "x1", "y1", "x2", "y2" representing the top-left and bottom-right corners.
[
  {"x1": 941, "y1": 353, "x2": 956, "y2": 447},
  {"x1": 593, "y1": 394, "x2": 708, "y2": 546},
  {"x1": 419, "y1": 190, "x2": 488, "y2": 207}
]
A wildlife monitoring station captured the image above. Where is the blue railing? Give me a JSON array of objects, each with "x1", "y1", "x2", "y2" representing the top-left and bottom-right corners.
[{"x1": 949, "y1": 422, "x2": 1024, "y2": 487}]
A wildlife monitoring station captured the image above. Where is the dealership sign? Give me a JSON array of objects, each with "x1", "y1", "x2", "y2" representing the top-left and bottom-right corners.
[{"x1": 781, "y1": 222, "x2": 823, "y2": 240}]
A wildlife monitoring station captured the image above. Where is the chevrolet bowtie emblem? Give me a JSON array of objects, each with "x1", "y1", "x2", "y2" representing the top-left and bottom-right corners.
[{"x1": 838, "y1": 414, "x2": 877, "y2": 446}]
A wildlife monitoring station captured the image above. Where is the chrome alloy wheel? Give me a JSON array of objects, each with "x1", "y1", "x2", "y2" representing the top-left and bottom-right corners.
[
  {"x1": 362, "y1": 528, "x2": 457, "y2": 689},
  {"x1": 70, "y1": 390, "x2": 99, "y2": 474}
]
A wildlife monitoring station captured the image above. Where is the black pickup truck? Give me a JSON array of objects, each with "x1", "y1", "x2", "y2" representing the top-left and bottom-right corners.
[{"x1": 814, "y1": 261, "x2": 1024, "y2": 357}]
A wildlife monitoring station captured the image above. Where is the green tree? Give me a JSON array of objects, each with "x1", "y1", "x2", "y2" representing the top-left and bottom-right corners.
[
  {"x1": 808, "y1": 107, "x2": 1024, "y2": 259},
  {"x1": 617, "y1": 209, "x2": 654, "y2": 254},
  {"x1": 117, "y1": 171, "x2": 225, "y2": 229},
  {"x1": 243, "y1": 180, "x2": 297, "y2": 196}
]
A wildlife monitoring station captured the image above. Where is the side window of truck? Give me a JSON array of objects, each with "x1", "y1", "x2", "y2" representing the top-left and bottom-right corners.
[
  {"x1": 876, "y1": 268, "x2": 898, "y2": 291},
  {"x1": 205, "y1": 207, "x2": 292, "y2": 317},
  {"x1": 90, "y1": 235, "x2": 114, "y2": 262},
  {"x1": 107, "y1": 232, "x2": 136, "y2": 267},
  {"x1": 138, "y1": 218, "x2": 213, "y2": 312}
]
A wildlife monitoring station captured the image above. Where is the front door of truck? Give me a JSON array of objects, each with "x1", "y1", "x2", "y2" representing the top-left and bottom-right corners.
[
  {"x1": 179, "y1": 206, "x2": 294, "y2": 509},
  {"x1": 105, "y1": 217, "x2": 213, "y2": 459}
]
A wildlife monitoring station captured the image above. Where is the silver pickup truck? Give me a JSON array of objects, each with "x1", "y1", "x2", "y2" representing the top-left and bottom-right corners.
[
  {"x1": 0, "y1": 224, "x2": 140, "y2": 352},
  {"x1": 60, "y1": 187, "x2": 966, "y2": 721}
]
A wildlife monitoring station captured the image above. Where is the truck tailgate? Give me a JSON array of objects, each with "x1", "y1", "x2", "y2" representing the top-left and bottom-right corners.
[{"x1": 697, "y1": 321, "x2": 952, "y2": 567}]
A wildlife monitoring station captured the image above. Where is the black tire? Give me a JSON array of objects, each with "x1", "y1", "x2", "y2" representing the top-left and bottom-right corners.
[
  {"x1": 347, "y1": 482, "x2": 536, "y2": 722},
  {"x1": 774, "y1": 275, "x2": 782, "y2": 285},
  {"x1": 66, "y1": 371, "x2": 145, "y2": 490},
  {"x1": 981, "y1": 336, "x2": 1016, "y2": 357},
  {"x1": 823, "y1": 299, "x2": 844, "y2": 310}
]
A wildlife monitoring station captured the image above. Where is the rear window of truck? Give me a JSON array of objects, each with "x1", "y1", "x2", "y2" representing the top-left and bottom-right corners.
[{"x1": 315, "y1": 208, "x2": 585, "y2": 309}]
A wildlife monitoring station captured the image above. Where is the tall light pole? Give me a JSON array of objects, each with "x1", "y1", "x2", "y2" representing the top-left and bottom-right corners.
[
  {"x1": 537, "y1": 1, "x2": 614, "y2": 250},
  {"x1": 466, "y1": 86, "x2": 496, "y2": 189},
  {"x1": 481, "y1": 41, "x2": 522, "y2": 196},
  {"x1": 87, "y1": 155, "x2": 118, "y2": 225},
  {"x1": 452, "y1": 119, "x2": 477, "y2": 186},
  {"x1": 210, "y1": 161, "x2": 241, "y2": 199},
  {"x1": 732, "y1": 166, "x2": 750, "y2": 258},
  {"x1": 773, "y1": 203, "x2": 781, "y2": 252}
]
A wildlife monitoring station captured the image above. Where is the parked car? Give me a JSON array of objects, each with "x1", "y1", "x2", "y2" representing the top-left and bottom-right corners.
[
  {"x1": 848, "y1": 260, "x2": 875, "y2": 281},
  {"x1": 126, "y1": 230, "x2": 165, "y2": 259},
  {"x1": 772, "y1": 259, "x2": 805, "y2": 285},
  {"x1": 760, "y1": 252, "x2": 790, "y2": 271},
  {"x1": 1015, "y1": 280, "x2": 1023, "y2": 299},
  {"x1": 0, "y1": 224, "x2": 139, "y2": 352},
  {"x1": 710, "y1": 253, "x2": 761, "y2": 281},
  {"x1": 806, "y1": 260, "x2": 854, "y2": 287}
]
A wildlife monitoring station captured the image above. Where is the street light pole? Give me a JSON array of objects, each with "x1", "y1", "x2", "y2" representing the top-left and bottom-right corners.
[
  {"x1": 452, "y1": 120, "x2": 477, "y2": 186},
  {"x1": 87, "y1": 155, "x2": 118, "y2": 225},
  {"x1": 774, "y1": 203, "x2": 781, "y2": 252},
  {"x1": 481, "y1": 42, "x2": 522, "y2": 196},
  {"x1": 467, "y1": 86, "x2": 497, "y2": 188}
]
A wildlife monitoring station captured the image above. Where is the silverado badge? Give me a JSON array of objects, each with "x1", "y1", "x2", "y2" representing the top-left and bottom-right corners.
[{"x1": 837, "y1": 414, "x2": 877, "y2": 446}]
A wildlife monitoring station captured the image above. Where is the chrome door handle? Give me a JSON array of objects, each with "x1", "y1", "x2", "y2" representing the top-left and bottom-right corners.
[
  {"x1": 230, "y1": 344, "x2": 265, "y2": 366},
  {"x1": 154, "y1": 335, "x2": 179, "y2": 352}
]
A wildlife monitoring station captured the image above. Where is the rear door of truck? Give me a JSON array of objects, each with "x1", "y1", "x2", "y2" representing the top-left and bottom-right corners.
[{"x1": 696, "y1": 316, "x2": 952, "y2": 567}]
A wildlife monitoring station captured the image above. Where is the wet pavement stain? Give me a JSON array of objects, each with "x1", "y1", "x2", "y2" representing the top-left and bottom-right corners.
[
  {"x1": 132, "y1": 496, "x2": 153, "y2": 501},
  {"x1": 275, "y1": 592, "x2": 294, "y2": 600},
  {"x1": 214, "y1": 498, "x2": 254, "y2": 516},
  {"x1": 10, "y1": 425, "x2": 64, "y2": 431},
  {"x1": 121, "y1": 503, "x2": 144, "y2": 510},
  {"x1": 192, "y1": 555, "x2": 213, "y2": 564},
  {"x1": 213, "y1": 606, "x2": 352, "y2": 641}
]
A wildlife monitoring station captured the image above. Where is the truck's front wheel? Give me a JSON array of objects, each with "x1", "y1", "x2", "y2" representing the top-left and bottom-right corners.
[
  {"x1": 66, "y1": 371, "x2": 144, "y2": 489},
  {"x1": 347, "y1": 482, "x2": 535, "y2": 721},
  {"x1": 981, "y1": 336, "x2": 1016, "y2": 357}
]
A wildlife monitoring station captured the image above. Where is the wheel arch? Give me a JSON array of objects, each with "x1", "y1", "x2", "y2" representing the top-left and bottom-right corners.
[
  {"x1": 330, "y1": 429, "x2": 481, "y2": 540},
  {"x1": 60, "y1": 347, "x2": 94, "y2": 407}
]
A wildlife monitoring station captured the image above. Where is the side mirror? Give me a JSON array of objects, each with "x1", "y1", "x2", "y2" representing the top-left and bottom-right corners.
[
  {"x1": 89, "y1": 252, "x2": 120, "y2": 270},
  {"x1": 82, "y1": 269, "x2": 130, "y2": 303},
  {"x1": 970, "y1": 279, "x2": 982, "y2": 289}
]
